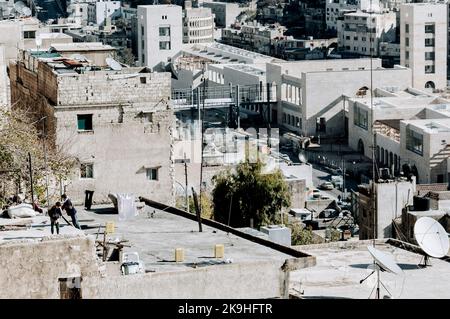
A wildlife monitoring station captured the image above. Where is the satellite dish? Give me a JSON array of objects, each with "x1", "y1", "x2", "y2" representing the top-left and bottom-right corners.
[
  {"x1": 298, "y1": 153, "x2": 307, "y2": 164},
  {"x1": 414, "y1": 217, "x2": 449, "y2": 259},
  {"x1": 70, "y1": 54, "x2": 89, "y2": 62},
  {"x1": 22, "y1": 7, "x2": 31, "y2": 16},
  {"x1": 106, "y1": 57, "x2": 122, "y2": 71},
  {"x1": 14, "y1": 1, "x2": 31, "y2": 16},
  {"x1": 367, "y1": 246, "x2": 403, "y2": 275}
]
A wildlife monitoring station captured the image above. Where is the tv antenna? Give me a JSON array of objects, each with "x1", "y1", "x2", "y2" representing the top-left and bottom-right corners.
[
  {"x1": 414, "y1": 217, "x2": 449, "y2": 267},
  {"x1": 106, "y1": 57, "x2": 122, "y2": 71},
  {"x1": 360, "y1": 245, "x2": 403, "y2": 299}
]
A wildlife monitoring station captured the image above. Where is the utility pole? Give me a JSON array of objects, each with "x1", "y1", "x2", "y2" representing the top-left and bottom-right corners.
[
  {"x1": 184, "y1": 153, "x2": 189, "y2": 214},
  {"x1": 28, "y1": 152, "x2": 34, "y2": 204},
  {"x1": 199, "y1": 61, "x2": 206, "y2": 217},
  {"x1": 42, "y1": 117, "x2": 50, "y2": 211}
]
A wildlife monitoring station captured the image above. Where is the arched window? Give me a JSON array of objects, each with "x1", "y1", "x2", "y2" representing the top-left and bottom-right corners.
[{"x1": 425, "y1": 81, "x2": 435, "y2": 89}]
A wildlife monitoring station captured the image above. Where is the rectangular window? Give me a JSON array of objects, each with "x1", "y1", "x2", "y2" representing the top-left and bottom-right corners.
[
  {"x1": 405, "y1": 51, "x2": 409, "y2": 59},
  {"x1": 146, "y1": 168, "x2": 158, "y2": 180},
  {"x1": 425, "y1": 24, "x2": 435, "y2": 34},
  {"x1": 425, "y1": 51, "x2": 435, "y2": 61},
  {"x1": 77, "y1": 114, "x2": 93, "y2": 131},
  {"x1": 405, "y1": 23, "x2": 409, "y2": 33},
  {"x1": 405, "y1": 37, "x2": 409, "y2": 47},
  {"x1": 406, "y1": 127, "x2": 423, "y2": 156},
  {"x1": 425, "y1": 65, "x2": 435, "y2": 74},
  {"x1": 353, "y1": 105, "x2": 368, "y2": 130},
  {"x1": 159, "y1": 27, "x2": 170, "y2": 36},
  {"x1": 80, "y1": 163, "x2": 94, "y2": 179},
  {"x1": 425, "y1": 38, "x2": 435, "y2": 47},
  {"x1": 23, "y1": 31, "x2": 36, "y2": 39},
  {"x1": 140, "y1": 77, "x2": 147, "y2": 84},
  {"x1": 159, "y1": 41, "x2": 171, "y2": 50},
  {"x1": 141, "y1": 26, "x2": 144, "y2": 36}
]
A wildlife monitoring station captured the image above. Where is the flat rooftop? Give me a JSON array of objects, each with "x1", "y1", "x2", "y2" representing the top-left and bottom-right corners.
[
  {"x1": 290, "y1": 240, "x2": 450, "y2": 299},
  {"x1": 81, "y1": 204, "x2": 297, "y2": 272},
  {"x1": 0, "y1": 215, "x2": 85, "y2": 243}
]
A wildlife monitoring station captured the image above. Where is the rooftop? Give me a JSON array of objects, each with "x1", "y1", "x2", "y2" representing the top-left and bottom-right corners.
[
  {"x1": 81, "y1": 204, "x2": 303, "y2": 272},
  {"x1": 49, "y1": 42, "x2": 116, "y2": 52},
  {"x1": 291, "y1": 240, "x2": 450, "y2": 299}
]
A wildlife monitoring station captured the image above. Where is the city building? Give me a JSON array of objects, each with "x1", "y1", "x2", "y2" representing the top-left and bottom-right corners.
[
  {"x1": 183, "y1": 1, "x2": 214, "y2": 44},
  {"x1": 326, "y1": 0, "x2": 359, "y2": 31},
  {"x1": 203, "y1": 1, "x2": 244, "y2": 28},
  {"x1": 87, "y1": 0, "x2": 121, "y2": 25},
  {"x1": 266, "y1": 59, "x2": 412, "y2": 137},
  {"x1": 138, "y1": 4, "x2": 183, "y2": 68},
  {"x1": 347, "y1": 87, "x2": 450, "y2": 184},
  {"x1": 339, "y1": 9, "x2": 397, "y2": 57},
  {"x1": 400, "y1": 2, "x2": 447, "y2": 90},
  {"x1": 9, "y1": 45, "x2": 176, "y2": 205}
]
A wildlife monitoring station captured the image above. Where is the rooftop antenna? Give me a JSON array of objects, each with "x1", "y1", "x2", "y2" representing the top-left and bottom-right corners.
[
  {"x1": 360, "y1": 245, "x2": 403, "y2": 299},
  {"x1": 369, "y1": 0, "x2": 377, "y2": 247},
  {"x1": 414, "y1": 217, "x2": 449, "y2": 268}
]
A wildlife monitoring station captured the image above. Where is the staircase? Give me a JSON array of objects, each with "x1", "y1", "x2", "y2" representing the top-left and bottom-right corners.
[{"x1": 429, "y1": 144, "x2": 450, "y2": 169}]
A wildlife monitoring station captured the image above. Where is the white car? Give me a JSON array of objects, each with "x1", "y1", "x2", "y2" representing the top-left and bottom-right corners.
[{"x1": 319, "y1": 182, "x2": 334, "y2": 190}]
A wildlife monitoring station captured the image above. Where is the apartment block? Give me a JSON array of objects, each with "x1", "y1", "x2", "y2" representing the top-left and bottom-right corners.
[
  {"x1": 138, "y1": 5, "x2": 183, "y2": 68},
  {"x1": 9, "y1": 46, "x2": 175, "y2": 205},
  {"x1": 400, "y1": 3, "x2": 447, "y2": 90}
]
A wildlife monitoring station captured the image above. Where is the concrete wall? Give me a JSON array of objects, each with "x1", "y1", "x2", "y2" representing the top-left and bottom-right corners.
[
  {"x1": 376, "y1": 180, "x2": 415, "y2": 238},
  {"x1": 0, "y1": 236, "x2": 100, "y2": 299},
  {"x1": 84, "y1": 260, "x2": 286, "y2": 298},
  {"x1": 287, "y1": 179, "x2": 306, "y2": 209}
]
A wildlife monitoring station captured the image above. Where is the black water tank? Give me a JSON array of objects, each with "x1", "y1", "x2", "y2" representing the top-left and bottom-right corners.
[{"x1": 413, "y1": 196, "x2": 430, "y2": 211}]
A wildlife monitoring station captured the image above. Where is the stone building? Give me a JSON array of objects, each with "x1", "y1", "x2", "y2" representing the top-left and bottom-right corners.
[{"x1": 9, "y1": 45, "x2": 175, "y2": 205}]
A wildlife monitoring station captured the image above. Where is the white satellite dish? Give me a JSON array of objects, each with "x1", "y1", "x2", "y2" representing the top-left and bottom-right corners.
[
  {"x1": 414, "y1": 217, "x2": 449, "y2": 259},
  {"x1": 298, "y1": 153, "x2": 307, "y2": 164},
  {"x1": 367, "y1": 245, "x2": 403, "y2": 275},
  {"x1": 70, "y1": 54, "x2": 89, "y2": 62},
  {"x1": 360, "y1": 245, "x2": 403, "y2": 299},
  {"x1": 106, "y1": 57, "x2": 122, "y2": 71}
]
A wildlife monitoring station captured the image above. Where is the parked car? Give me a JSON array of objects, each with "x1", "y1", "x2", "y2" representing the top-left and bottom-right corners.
[
  {"x1": 320, "y1": 194, "x2": 331, "y2": 200},
  {"x1": 320, "y1": 209, "x2": 338, "y2": 218},
  {"x1": 318, "y1": 182, "x2": 334, "y2": 190},
  {"x1": 312, "y1": 189, "x2": 321, "y2": 198}
]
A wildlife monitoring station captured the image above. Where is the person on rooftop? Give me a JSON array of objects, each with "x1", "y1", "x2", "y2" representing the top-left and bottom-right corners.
[
  {"x1": 48, "y1": 202, "x2": 63, "y2": 235},
  {"x1": 61, "y1": 194, "x2": 81, "y2": 229}
]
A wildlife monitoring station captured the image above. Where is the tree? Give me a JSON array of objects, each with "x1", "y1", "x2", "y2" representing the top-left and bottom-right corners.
[
  {"x1": 0, "y1": 107, "x2": 76, "y2": 206},
  {"x1": 290, "y1": 222, "x2": 314, "y2": 245},
  {"x1": 211, "y1": 160, "x2": 291, "y2": 228}
]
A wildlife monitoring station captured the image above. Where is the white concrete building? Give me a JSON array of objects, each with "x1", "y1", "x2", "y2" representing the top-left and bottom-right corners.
[
  {"x1": 326, "y1": 0, "x2": 359, "y2": 31},
  {"x1": 67, "y1": 0, "x2": 94, "y2": 26},
  {"x1": 340, "y1": 9, "x2": 397, "y2": 57},
  {"x1": 88, "y1": 0, "x2": 121, "y2": 25},
  {"x1": 138, "y1": 5, "x2": 183, "y2": 68},
  {"x1": 266, "y1": 59, "x2": 412, "y2": 137},
  {"x1": 347, "y1": 87, "x2": 450, "y2": 184},
  {"x1": 202, "y1": 1, "x2": 243, "y2": 28},
  {"x1": 183, "y1": 3, "x2": 214, "y2": 44},
  {"x1": 400, "y1": 3, "x2": 447, "y2": 90}
]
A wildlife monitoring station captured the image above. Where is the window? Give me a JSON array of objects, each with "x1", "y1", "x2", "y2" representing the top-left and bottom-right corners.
[
  {"x1": 354, "y1": 105, "x2": 368, "y2": 130},
  {"x1": 23, "y1": 31, "x2": 36, "y2": 39},
  {"x1": 141, "y1": 26, "x2": 144, "y2": 36},
  {"x1": 146, "y1": 168, "x2": 158, "y2": 180},
  {"x1": 405, "y1": 51, "x2": 409, "y2": 59},
  {"x1": 345, "y1": 36, "x2": 350, "y2": 40},
  {"x1": 159, "y1": 27, "x2": 170, "y2": 36},
  {"x1": 159, "y1": 41, "x2": 171, "y2": 50},
  {"x1": 143, "y1": 112, "x2": 153, "y2": 123},
  {"x1": 405, "y1": 37, "x2": 409, "y2": 47},
  {"x1": 425, "y1": 52, "x2": 435, "y2": 61},
  {"x1": 425, "y1": 38, "x2": 435, "y2": 47},
  {"x1": 406, "y1": 127, "x2": 423, "y2": 156},
  {"x1": 77, "y1": 114, "x2": 93, "y2": 131},
  {"x1": 141, "y1": 53, "x2": 145, "y2": 62},
  {"x1": 405, "y1": 23, "x2": 409, "y2": 33},
  {"x1": 80, "y1": 163, "x2": 94, "y2": 179},
  {"x1": 425, "y1": 65, "x2": 435, "y2": 74},
  {"x1": 140, "y1": 77, "x2": 147, "y2": 84},
  {"x1": 425, "y1": 24, "x2": 435, "y2": 34}
]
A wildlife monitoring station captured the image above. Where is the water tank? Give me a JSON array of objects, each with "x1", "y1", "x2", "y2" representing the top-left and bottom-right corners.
[{"x1": 413, "y1": 196, "x2": 430, "y2": 211}]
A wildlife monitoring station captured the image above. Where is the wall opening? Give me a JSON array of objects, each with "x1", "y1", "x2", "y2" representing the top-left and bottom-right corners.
[{"x1": 59, "y1": 277, "x2": 82, "y2": 299}]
